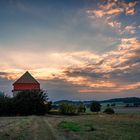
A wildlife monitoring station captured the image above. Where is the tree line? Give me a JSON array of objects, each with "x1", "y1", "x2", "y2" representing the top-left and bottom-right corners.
[
  {"x1": 0, "y1": 90, "x2": 51, "y2": 116},
  {"x1": 0, "y1": 90, "x2": 114, "y2": 116}
]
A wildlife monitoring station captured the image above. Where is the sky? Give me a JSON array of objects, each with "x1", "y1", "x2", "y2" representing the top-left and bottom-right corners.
[{"x1": 0, "y1": 0, "x2": 140, "y2": 101}]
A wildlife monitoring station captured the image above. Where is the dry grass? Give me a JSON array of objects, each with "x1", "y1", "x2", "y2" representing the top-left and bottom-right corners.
[{"x1": 0, "y1": 114, "x2": 140, "y2": 140}]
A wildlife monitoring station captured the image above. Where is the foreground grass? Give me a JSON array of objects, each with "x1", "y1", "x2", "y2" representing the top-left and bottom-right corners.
[
  {"x1": 0, "y1": 114, "x2": 140, "y2": 140},
  {"x1": 58, "y1": 121, "x2": 83, "y2": 132}
]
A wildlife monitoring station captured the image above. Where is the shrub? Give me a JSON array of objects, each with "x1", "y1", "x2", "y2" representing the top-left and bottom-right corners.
[
  {"x1": 111, "y1": 103, "x2": 116, "y2": 107},
  {"x1": 103, "y1": 108, "x2": 115, "y2": 114},
  {"x1": 59, "y1": 103, "x2": 78, "y2": 115},
  {"x1": 125, "y1": 104, "x2": 130, "y2": 107},
  {"x1": 107, "y1": 104, "x2": 110, "y2": 107},
  {"x1": 78, "y1": 103, "x2": 86, "y2": 113},
  {"x1": 90, "y1": 101, "x2": 101, "y2": 112}
]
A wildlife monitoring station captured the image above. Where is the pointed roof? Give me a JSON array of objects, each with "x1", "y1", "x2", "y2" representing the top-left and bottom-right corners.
[{"x1": 13, "y1": 71, "x2": 39, "y2": 85}]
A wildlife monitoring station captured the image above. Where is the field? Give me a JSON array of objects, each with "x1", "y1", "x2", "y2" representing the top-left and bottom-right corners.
[
  {"x1": 114, "y1": 107, "x2": 140, "y2": 114},
  {"x1": 0, "y1": 113, "x2": 140, "y2": 140}
]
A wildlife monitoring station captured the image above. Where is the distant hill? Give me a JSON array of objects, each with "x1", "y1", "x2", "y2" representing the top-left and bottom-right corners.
[
  {"x1": 100, "y1": 97, "x2": 140, "y2": 103},
  {"x1": 54, "y1": 97, "x2": 140, "y2": 106},
  {"x1": 54, "y1": 100, "x2": 92, "y2": 105}
]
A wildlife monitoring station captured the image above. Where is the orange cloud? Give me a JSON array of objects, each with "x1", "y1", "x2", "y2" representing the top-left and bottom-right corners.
[
  {"x1": 121, "y1": 82, "x2": 140, "y2": 91},
  {"x1": 87, "y1": 0, "x2": 137, "y2": 18},
  {"x1": 118, "y1": 38, "x2": 140, "y2": 50},
  {"x1": 125, "y1": 2, "x2": 137, "y2": 15},
  {"x1": 79, "y1": 82, "x2": 140, "y2": 93},
  {"x1": 108, "y1": 21, "x2": 121, "y2": 28},
  {"x1": 123, "y1": 26, "x2": 137, "y2": 34},
  {"x1": 86, "y1": 0, "x2": 137, "y2": 34},
  {"x1": 60, "y1": 37, "x2": 140, "y2": 93},
  {"x1": 78, "y1": 89, "x2": 120, "y2": 93},
  {"x1": 0, "y1": 36, "x2": 140, "y2": 93}
]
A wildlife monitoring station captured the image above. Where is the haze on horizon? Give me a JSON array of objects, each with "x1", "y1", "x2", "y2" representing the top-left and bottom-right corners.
[{"x1": 0, "y1": 0, "x2": 140, "y2": 101}]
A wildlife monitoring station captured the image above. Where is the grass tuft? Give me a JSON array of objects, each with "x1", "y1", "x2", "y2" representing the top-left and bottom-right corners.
[{"x1": 58, "y1": 121, "x2": 82, "y2": 132}]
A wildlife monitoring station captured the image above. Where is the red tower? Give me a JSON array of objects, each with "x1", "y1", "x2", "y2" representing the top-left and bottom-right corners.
[{"x1": 12, "y1": 71, "x2": 40, "y2": 96}]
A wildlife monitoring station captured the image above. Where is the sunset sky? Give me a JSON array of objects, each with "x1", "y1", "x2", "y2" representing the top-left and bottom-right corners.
[{"x1": 0, "y1": 0, "x2": 140, "y2": 101}]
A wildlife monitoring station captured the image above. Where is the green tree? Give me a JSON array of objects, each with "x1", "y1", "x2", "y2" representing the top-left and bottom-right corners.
[
  {"x1": 59, "y1": 103, "x2": 78, "y2": 115},
  {"x1": 45, "y1": 101, "x2": 52, "y2": 113},
  {"x1": 13, "y1": 90, "x2": 49, "y2": 115},
  {"x1": 90, "y1": 101, "x2": 101, "y2": 112},
  {"x1": 78, "y1": 103, "x2": 86, "y2": 113},
  {"x1": 0, "y1": 96, "x2": 14, "y2": 116}
]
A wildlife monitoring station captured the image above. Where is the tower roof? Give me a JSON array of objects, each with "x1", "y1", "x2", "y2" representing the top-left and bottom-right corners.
[{"x1": 13, "y1": 71, "x2": 39, "y2": 85}]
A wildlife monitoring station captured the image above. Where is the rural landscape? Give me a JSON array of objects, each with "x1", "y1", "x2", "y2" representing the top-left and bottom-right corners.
[
  {"x1": 0, "y1": 87, "x2": 140, "y2": 140},
  {"x1": 0, "y1": 0, "x2": 140, "y2": 139}
]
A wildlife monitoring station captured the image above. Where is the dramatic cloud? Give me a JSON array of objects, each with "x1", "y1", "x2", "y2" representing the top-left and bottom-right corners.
[
  {"x1": 56, "y1": 37, "x2": 140, "y2": 93},
  {"x1": 86, "y1": 0, "x2": 138, "y2": 34},
  {"x1": 87, "y1": 0, "x2": 137, "y2": 17},
  {"x1": 1, "y1": 37, "x2": 140, "y2": 97},
  {"x1": 0, "y1": 0, "x2": 140, "y2": 100}
]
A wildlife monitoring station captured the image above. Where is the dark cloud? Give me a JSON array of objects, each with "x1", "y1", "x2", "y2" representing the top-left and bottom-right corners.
[{"x1": 39, "y1": 78, "x2": 83, "y2": 101}]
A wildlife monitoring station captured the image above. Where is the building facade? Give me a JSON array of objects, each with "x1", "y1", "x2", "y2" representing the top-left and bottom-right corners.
[{"x1": 12, "y1": 71, "x2": 40, "y2": 96}]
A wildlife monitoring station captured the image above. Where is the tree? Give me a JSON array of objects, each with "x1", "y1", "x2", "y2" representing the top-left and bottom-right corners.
[
  {"x1": 107, "y1": 104, "x2": 110, "y2": 107},
  {"x1": 0, "y1": 96, "x2": 6, "y2": 116},
  {"x1": 90, "y1": 101, "x2": 101, "y2": 112},
  {"x1": 59, "y1": 103, "x2": 78, "y2": 115},
  {"x1": 111, "y1": 103, "x2": 116, "y2": 107},
  {"x1": 78, "y1": 103, "x2": 86, "y2": 113},
  {"x1": 13, "y1": 90, "x2": 49, "y2": 115},
  {"x1": 45, "y1": 101, "x2": 52, "y2": 112},
  {"x1": 0, "y1": 90, "x2": 51, "y2": 116},
  {"x1": 0, "y1": 96, "x2": 14, "y2": 116}
]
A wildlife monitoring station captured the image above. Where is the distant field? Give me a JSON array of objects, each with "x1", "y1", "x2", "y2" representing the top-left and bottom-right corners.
[
  {"x1": 114, "y1": 107, "x2": 140, "y2": 114},
  {"x1": 86, "y1": 106, "x2": 140, "y2": 114},
  {"x1": 0, "y1": 114, "x2": 140, "y2": 140}
]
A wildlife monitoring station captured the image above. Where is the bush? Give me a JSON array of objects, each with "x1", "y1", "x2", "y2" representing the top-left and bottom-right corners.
[
  {"x1": 59, "y1": 103, "x2": 78, "y2": 115},
  {"x1": 107, "y1": 104, "x2": 110, "y2": 107},
  {"x1": 78, "y1": 103, "x2": 86, "y2": 113},
  {"x1": 111, "y1": 103, "x2": 116, "y2": 107},
  {"x1": 90, "y1": 101, "x2": 101, "y2": 112},
  {"x1": 103, "y1": 108, "x2": 115, "y2": 114}
]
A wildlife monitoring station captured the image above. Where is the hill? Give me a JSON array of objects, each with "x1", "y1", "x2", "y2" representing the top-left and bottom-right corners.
[{"x1": 54, "y1": 97, "x2": 140, "y2": 106}]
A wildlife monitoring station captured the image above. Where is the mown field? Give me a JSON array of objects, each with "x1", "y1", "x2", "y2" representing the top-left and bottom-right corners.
[{"x1": 0, "y1": 114, "x2": 140, "y2": 140}]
